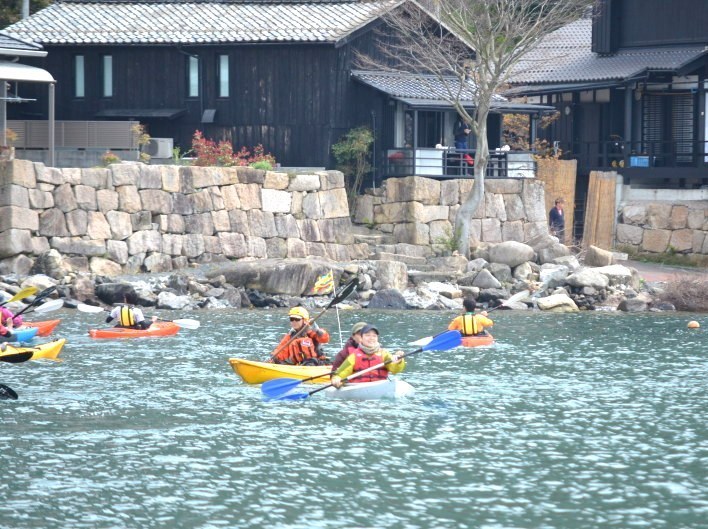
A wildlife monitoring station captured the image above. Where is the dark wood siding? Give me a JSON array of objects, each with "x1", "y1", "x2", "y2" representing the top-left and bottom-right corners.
[
  {"x1": 618, "y1": 0, "x2": 708, "y2": 47},
  {"x1": 592, "y1": 0, "x2": 617, "y2": 54}
]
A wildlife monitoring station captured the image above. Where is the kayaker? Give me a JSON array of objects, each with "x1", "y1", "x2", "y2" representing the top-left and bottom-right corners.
[
  {"x1": 331, "y1": 324, "x2": 405, "y2": 388},
  {"x1": 448, "y1": 298, "x2": 493, "y2": 336},
  {"x1": 105, "y1": 293, "x2": 157, "y2": 330},
  {"x1": 0, "y1": 321, "x2": 14, "y2": 343},
  {"x1": 330, "y1": 321, "x2": 367, "y2": 372},
  {"x1": 0, "y1": 306, "x2": 23, "y2": 328},
  {"x1": 270, "y1": 307, "x2": 330, "y2": 366}
]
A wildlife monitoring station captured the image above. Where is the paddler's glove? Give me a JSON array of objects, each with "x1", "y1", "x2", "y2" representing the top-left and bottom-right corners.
[{"x1": 331, "y1": 375, "x2": 343, "y2": 389}]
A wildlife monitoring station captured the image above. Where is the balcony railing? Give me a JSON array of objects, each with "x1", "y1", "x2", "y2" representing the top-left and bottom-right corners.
[
  {"x1": 382, "y1": 147, "x2": 536, "y2": 179},
  {"x1": 559, "y1": 139, "x2": 708, "y2": 174}
]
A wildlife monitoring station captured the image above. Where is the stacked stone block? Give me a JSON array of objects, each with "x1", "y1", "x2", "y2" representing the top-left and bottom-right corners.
[
  {"x1": 0, "y1": 160, "x2": 366, "y2": 274},
  {"x1": 616, "y1": 201, "x2": 708, "y2": 256},
  {"x1": 354, "y1": 176, "x2": 548, "y2": 254}
]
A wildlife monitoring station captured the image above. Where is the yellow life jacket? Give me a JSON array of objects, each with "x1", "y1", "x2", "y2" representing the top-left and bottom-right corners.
[
  {"x1": 461, "y1": 313, "x2": 478, "y2": 336},
  {"x1": 119, "y1": 305, "x2": 136, "y2": 327}
]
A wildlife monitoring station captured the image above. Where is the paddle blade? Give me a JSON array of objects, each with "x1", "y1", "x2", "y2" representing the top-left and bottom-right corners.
[
  {"x1": 264, "y1": 389, "x2": 310, "y2": 401},
  {"x1": 409, "y1": 335, "x2": 433, "y2": 347},
  {"x1": 504, "y1": 290, "x2": 530, "y2": 305},
  {"x1": 1, "y1": 286, "x2": 39, "y2": 305},
  {"x1": 327, "y1": 277, "x2": 359, "y2": 308},
  {"x1": 0, "y1": 351, "x2": 33, "y2": 364},
  {"x1": 171, "y1": 318, "x2": 200, "y2": 330},
  {"x1": 421, "y1": 330, "x2": 462, "y2": 351},
  {"x1": 261, "y1": 377, "x2": 306, "y2": 399},
  {"x1": 77, "y1": 303, "x2": 106, "y2": 314},
  {"x1": 34, "y1": 285, "x2": 57, "y2": 302},
  {"x1": 32, "y1": 299, "x2": 65, "y2": 314},
  {"x1": 0, "y1": 383, "x2": 18, "y2": 400}
]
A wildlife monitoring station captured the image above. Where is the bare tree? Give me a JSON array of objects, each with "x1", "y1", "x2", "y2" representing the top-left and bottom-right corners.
[{"x1": 360, "y1": 0, "x2": 595, "y2": 256}]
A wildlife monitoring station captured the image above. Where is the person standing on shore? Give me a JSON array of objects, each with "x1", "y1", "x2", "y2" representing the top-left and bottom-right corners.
[{"x1": 549, "y1": 197, "x2": 566, "y2": 243}]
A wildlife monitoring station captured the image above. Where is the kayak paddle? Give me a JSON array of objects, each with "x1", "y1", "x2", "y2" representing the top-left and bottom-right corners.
[
  {"x1": 0, "y1": 383, "x2": 18, "y2": 400},
  {"x1": 13, "y1": 286, "x2": 58, "y2": 318},
  {"x1": 0, "y1": 286, "x2": 39, "y2": 308},
  {"x1": 0, "y1": 351, "x2": 34, "y2": 364},
  {"x1": 266, "y1": 277, "x2": 359, "y2": 363},
  {"x1": 76, "y1": 303, "x2": 200, "y2": 329},
  {"x1": 261, "y1": 370, "x2": 335, "y2": 398},
  {"x1": 409, "y1": 290, "x2": 531, "y2": 346},
  {"x1": 263, "y1": 330, "x2": 462, "y2": 401},
  {"x1": 21, "y1": 298, "x2": 65, "y2": 316}
]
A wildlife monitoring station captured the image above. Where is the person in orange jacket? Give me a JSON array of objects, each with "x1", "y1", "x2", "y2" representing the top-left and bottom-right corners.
[
  {"x1": 269, "y1": 307, "x2": 330, "y2": 366},
  {"x1": 448, "y1": 298, "x2": 493, "y2": 336}
]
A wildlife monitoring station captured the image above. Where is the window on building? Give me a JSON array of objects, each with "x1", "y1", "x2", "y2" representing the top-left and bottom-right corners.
[
  {"x1": 75, "y1": 55, "x2": 85, "y2": 98},
  {"x1": 188, "y1": 55, "x2": 199, "y2": 98},
  {"x1": 102, "y1": 55, "x2": 113, "y2": 98},
  {"x1": 218, "y1": 54, "x2": 229, "y2": 98}
]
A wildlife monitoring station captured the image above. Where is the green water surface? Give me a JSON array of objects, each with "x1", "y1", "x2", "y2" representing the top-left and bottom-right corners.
[{"x1": 1, "y1": 309, "x2": 706, "y2": 529}]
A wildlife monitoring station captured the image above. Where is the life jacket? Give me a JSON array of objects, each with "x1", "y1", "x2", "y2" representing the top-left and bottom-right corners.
[
  {"x1": 273, "y1": 330, "x2": 323, "y2": 365},
  {"x1": 460, "y1": 313, "x2": 479, "y2": 336},
  {"x1": 118, "y1": 305, "x2": 136, "y2": 327},
  {"x1": 351, "y1": 348, "x2": 389, "y2": 383}
]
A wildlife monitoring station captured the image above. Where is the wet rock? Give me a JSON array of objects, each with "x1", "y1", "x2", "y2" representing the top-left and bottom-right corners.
[
  {"x1": 617, "y1": 298, "x2": 648, "y2": 312},
  {"x1": 96, "y1": 282, "x2": 135, "y2": 305},
  {"x1": 537, "y1": 293, "x2": 579, "y2": 312},
  {"x1": 367, "y1": 288, "x2": 408, "y2": 309},
  {"x1": 156, "y1": 291, "x2": 191, "y2": 310}
]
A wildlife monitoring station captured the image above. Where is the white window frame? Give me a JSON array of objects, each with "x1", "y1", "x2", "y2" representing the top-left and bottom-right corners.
[
  {"x1": 218, "y1": 54, "x2": 229, "y2": 98},
  {"x1": 75, "y1": 55, "x2": 85, "y2": 98},
  {"x1": 102, "y1": 55, "x2": 113, "y2": 98},
  {"x1": 188, "y1": 56, "x2": 199, "y2": 98}
]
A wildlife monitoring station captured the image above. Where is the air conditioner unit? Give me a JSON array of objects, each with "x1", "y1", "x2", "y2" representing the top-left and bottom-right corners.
[{"x1": 143, "y1": 138, "x2": 174, "y2": 158}]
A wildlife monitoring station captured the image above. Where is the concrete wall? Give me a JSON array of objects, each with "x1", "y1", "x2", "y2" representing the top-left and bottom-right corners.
[{"x1": 0, "y1": 159, "x2": 367, "y2": 275}]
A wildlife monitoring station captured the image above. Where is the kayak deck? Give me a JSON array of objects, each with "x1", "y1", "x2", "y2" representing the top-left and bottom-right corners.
[
  {"x1": 88, "y1": 321, "x2": 179, "y2": 339},
  {"x1": 4, "y1": 338, "x2": 67, "y2": 361},
  {"x1": 324, "y1": 378, "x2": 414, "y2": 400},
  {"x1": 25, "y1": 319, "x2": 61, "y2": 337},
  {"x1": 460, "y1": 333, "x2": 494, "y2": 347},
  {"x1": 229, "y1": 358, "x2": 331, "y2": 385}
]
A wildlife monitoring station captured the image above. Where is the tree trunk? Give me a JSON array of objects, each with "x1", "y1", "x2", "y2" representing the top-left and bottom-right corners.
[{"x1": 455, "y1": 103, "x2": 490, "y2": 257}]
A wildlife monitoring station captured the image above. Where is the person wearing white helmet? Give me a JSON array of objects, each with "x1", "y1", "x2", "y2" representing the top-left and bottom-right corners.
[{"x1": 269, "y1": 306, "x2": 330, "y2": 365}]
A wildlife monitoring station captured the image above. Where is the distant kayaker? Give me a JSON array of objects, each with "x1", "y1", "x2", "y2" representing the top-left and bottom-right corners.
[
  {"x1": 0, "y1": 321, "x2": 14, "y2": 343},
  {"x1": 106, "y1": 292, "x2": 157, "y2": 330},
  {"x1": 331, "y1": 324, "x2": 405, "y2": 388},
  {"x1": 270, "y1": 307, "x2": 330, "y2": 366},
  {"x1": 448, "y1": 298, "x2": 493, "y2": 336},
  {"x1": 0, "y1": 306, "x2": 23, "y2": 328},
  {"x1": 330, "y1": 321, "x2": 367, "y2": 373}
]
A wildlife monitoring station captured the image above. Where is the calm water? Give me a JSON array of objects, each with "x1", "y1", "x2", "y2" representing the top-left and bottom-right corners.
[{"x1": 1, "y1": 308, "x2": 706, "y2": 529}]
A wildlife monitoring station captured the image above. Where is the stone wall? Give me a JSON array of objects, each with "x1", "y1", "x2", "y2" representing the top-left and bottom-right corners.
[
  {"x1": 353, "y1": 176, "x2": 550, "y2": 252},
  {"x1": 0, "y1": 159, "x2": 368, "y2": 275},
  {"x1": 616, "y1": 201, "x2": 708, "y2": 256}
]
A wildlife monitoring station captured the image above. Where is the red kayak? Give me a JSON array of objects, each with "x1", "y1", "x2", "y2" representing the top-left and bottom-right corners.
[
  {"x1": 460, "y1": 333, "x2": 494, "y2": 347},
  {"x1": 88, "y1": 321, "x2": 180, "y2": 339},
  {"x1": 25, "y1": 319, "x2": 61, "y2": 337}
]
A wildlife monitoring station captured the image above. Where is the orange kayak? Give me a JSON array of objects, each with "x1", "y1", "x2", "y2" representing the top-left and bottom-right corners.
[
  {"x1": 460, "y1": 333, "x2": 494, "y2": 347},
  {"x1": 25, "y1": 319, "x2": 61, "y2": 337},
  {"x1": 88, "y1": 321, "x2": 180, "y2": 339}
]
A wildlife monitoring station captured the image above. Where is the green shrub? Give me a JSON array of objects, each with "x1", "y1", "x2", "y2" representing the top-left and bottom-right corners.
[
  {"x1": 332, "y1": 127, "x2": 373, "y2": 206},
  {"x1": 250, "y1": 160, "x2": 273, "y2": 170}
]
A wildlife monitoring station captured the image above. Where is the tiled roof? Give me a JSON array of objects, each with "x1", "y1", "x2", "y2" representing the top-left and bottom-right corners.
[
  {"x1": 4, "y1": 0, "x2": 396, "y2": 45},
  {"x1": 509, "y1": 17, "x2": 708, "y2": 84},
  {"x1": 352, "y1": 70, "x2": 507, "y2": 104},
  {"x1": 0, "y1": 31, "x2": 44, "y2": 53}
]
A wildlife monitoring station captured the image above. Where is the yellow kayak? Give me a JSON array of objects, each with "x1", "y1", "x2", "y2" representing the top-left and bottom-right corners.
[
  {"x1": 4, "y1": 338, "x2": 67, "y2": 361},
  {"x1": 229, "y1": 358, "x2": 331, "y2": 384}
]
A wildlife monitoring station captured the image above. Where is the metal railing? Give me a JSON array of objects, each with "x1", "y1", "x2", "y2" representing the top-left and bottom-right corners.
[
  {"x1": 558, "y1": 139, "x2": 708, "y2": 174},
  {"x1": 382, "y1": 147, "x2": 536, "y2": 179}
]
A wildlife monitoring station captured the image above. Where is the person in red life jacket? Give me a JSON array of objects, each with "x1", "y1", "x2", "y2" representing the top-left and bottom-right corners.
[
  {"x1": 105, "y1": 292, "x2": 156, "y2": 330},
  {"x1": 448, "y1": 298, "x2": 493, "y2": 336},
  {"x1": 269, "y1": 307, "x2": 330, "y2": 366},
  {"x1": 330, "y1": 321, "x2": 367, "y2": 373},
  {"x1": 330, "y1": 324, "x2": 405, "y2": 388},
  {"x1": 0, "y1": 306, "x2": 23, "y2": 328}
]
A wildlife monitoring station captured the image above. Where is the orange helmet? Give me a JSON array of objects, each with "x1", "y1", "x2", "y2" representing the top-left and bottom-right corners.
[{"x1": 288, "y1": 307, "x2": 309, "y2": 320}]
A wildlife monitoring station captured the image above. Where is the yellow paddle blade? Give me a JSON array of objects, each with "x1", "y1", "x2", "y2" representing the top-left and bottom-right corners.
[{"x1": 1, "y1": 286, "x2": 39, "y2": 305}]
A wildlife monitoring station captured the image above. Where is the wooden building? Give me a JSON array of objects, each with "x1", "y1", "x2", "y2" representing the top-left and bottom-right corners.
[
  {"x1": 507, "y1": 0, "x2": 708, "y2": 190},
  {"x1": 5, "y1": 0, "x2": 546, "y2": 178}
]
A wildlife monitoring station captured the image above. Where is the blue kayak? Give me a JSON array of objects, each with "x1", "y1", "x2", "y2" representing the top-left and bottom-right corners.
[{"x1": 8, "y1": 327, "x2": 39, "y2": 342}]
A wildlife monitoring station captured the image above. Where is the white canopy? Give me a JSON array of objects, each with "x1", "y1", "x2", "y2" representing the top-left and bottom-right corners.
[{"x1": 0, "y1": 60, "x2": 54, "y2": 83}]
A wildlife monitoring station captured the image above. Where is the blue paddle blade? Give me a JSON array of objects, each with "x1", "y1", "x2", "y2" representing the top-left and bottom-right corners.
[
  {"x1": 263, "y1": 388, "x2": 310, "y2": 401},
  {"x1": 421, "y1": 330, "x2": 462, "y2": 351},
  {"x1": 261, "y1": 377, "x2": 305, "y2": 398}
]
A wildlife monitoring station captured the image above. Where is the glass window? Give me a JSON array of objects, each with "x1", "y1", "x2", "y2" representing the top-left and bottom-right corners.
[
  {"x1": 102, "y1": 55, "x2": 113, "y2": 98},
  {"x1": 188, "y1": 56, "x2": 199, "y2": 98},
  {"x1": 75, "y1": 55, "x2": 85, "y2": 98},
  {"x1": 218, "y1": 54, "x2": 229, "y2": 98}
]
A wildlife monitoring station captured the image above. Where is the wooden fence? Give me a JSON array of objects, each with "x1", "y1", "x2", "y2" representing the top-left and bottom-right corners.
[
  {"x1": 583, "y1": 171, "x2": 617, "y2": 250},
  {"x1": 535, "y1": 159, "x2": 577, "y2": 245}
]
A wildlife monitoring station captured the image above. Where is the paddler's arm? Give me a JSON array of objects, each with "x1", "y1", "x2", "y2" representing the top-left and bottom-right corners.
[
  {"x1": 382, "y1": 350, "x2": 406, "y2": 374},
  {"x1": 267, "y1": 333, "x2": 292, "y2": 363},
  {"x1": 306, "y1": 322, "x2": 330, "y2": 344},
  {"x1": 448, "y1": 316, "x2": 462, "y2": 331},
  {"x1": 331, "y1": 354, "x2": 356, "y2": 387}
]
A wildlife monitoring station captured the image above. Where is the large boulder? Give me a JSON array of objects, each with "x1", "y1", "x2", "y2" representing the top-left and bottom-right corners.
[
  {"x1": 367, "y1": 288, "x2": 408, "y2": 309},
  {"x1": 28, "y1": 249, "x2": 69, "y2": 280},
  {"x1": 565, "y1": 269, "x2": 610, "y2": 289},
  {"x1": 206, "y1": 258, "x2": 341, "y2": 297},
  {"x1": 487, "y1": 241, "x2": 535, "y2": 267},
  {"x1": 584, "y1": 245, "x2": 614, "y2": 267},
  {"x1": 537, "y1": 293, "x2": 579, "y2": 312},
  {"x1": 95, "y1": 282, "x2": 136, "y2": 305}
]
